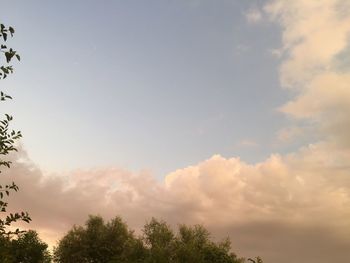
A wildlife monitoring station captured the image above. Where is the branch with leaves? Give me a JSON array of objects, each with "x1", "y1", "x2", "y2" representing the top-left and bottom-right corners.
[{"x1": 0, "y1": 23, "x2": 31, "y2": 238}]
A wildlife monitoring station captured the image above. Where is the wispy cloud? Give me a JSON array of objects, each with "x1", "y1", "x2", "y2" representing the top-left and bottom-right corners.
[
  {"x1": 244, "y1": 7, "x2": 263, "y2": 24},
  {"x1": 234, "y1": 44, "x2": 250, "y2": 55},
  {"x1": 265, "y1": 0, "x2": 350, "y2": 147},
  {"x1": 238, "y1": 139, "x2": 259, "y2": 147},
  {"x1": 277, "y1": 126, "x2": 303, "y2": 143},
  {"x1": 269, "y1": 48, "x2": 283, "y2": 58}
]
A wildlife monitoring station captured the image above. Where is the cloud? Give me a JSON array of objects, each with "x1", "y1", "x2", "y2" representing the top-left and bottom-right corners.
[
  {"x1": 276, "y1": 126, "x2": 304, "y2": 143},
  {"x1": 265, "y1": 0, "x2": 350, "y2": 147},
  {"x1": 269, "y1": 48, "x2": 283, "y2": 58},
  {"x1": 244, "y1": 7, "x2": 263, "y2": 24},
  {"x1": 3, "y1": 142, "x2": 350, "y2": 262}
]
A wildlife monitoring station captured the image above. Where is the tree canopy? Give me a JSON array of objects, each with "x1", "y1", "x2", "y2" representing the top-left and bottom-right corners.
[
  {"x1": 53, "y1": 215, "x2": 142, "y2": 263},
  {"x1": 53, "y1": 215, "x2": 249, "y2": 263},
  {"x1": 0, "y1": 230, "x2": 51, "y2": 262}
]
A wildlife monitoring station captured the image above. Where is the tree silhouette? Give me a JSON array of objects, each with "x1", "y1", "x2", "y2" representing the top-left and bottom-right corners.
[{"x1": 0, "y1": 23, "x2": 31, "y2": 237}]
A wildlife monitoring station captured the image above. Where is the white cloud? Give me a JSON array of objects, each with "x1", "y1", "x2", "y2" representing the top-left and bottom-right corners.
[{"x1": 264, "y1": 0, "x2": 350, "y2": 148}]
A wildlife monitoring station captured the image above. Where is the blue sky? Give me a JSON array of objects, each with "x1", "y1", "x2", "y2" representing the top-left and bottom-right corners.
[{"x1": 2, "y1": 0, "x2": 291, "y2": 176}]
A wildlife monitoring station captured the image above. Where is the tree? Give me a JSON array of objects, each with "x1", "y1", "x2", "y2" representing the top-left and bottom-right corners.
[
  {"x1": 174, "y1": 224, "x2": 243, "y2": 263},
  {"x1": 54, "y1": 215, "x2": 141, "y2": 263},
  {"x1": 0, "y1": 230, "x2": 51, "y2": 262},
  {"x1": 142, "y1": 218, "x2": 176, "y2": 263},
  {"x1": 54, "y1": 215, "x2": 253, "y2": 263},
  {"x1": 142, "y1": 219, "x2": 243, "y2": 263},
  {"x1": 0, "y1": 23, "x2": 31, "y2": 237}
]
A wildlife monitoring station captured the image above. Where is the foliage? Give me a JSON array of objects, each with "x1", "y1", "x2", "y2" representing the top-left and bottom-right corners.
[
  {"x1": 54, "y1": 216, "x2": 257, "y2": 263},
  {"x1": 53, "y1": 215, "x2": 142, "y2": 263},
  {"x1": 0, "y1": 23, "x2": 31, "y2": 237},
  {"x1": 143, "y1": 218, "x2": 175, "y2": 263},
  {"x1": 0, "y1": 230, "x2": 51, "y2": 262},
  {"x1": 175, "y1": 224, "x2": 243, "y2": 263},
  {"x1": 142, "y1": 218, "x2": 244, "y2": 263}
]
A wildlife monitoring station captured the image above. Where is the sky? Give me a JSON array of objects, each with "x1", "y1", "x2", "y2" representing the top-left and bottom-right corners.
[
  {"x1": 1, "y1": 0, "x2": 350, "y2": 262},
  {"x1": 1, "y1": 0, "x2": 290, "y2": 176}
]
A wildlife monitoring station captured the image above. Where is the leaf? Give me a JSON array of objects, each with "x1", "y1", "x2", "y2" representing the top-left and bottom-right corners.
[
  {"x1": 8, "y1": 26, "x2": 14, "y2": 36},
  {"x1": 5, "y1": 52, "x2": 12, "y2": 63}
]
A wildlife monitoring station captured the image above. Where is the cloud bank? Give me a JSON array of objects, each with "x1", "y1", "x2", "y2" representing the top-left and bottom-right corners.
[
  {"x1": 4, "y1": 144, "x2": 350, "y2": 262},
  {"x1": 2, "y1": 1, "x2": 350, "y2": 262}
]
